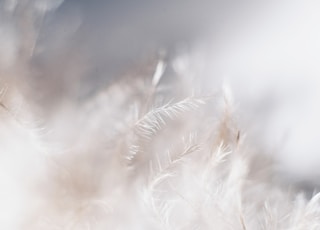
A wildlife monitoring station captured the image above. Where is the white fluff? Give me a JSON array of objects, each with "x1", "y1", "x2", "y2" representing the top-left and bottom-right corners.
[{"x1": 1, "y1": 1, "x2": 320, "y2": 229}]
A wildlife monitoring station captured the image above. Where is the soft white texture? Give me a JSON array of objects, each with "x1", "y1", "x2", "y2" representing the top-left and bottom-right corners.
[{"x1": 1, "y1": 1, "x2": 320, "y2": 229}]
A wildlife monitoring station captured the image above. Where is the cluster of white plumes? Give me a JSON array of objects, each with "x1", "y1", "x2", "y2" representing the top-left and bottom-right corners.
[
  {"x1": 1, "y1": 60, "x2": 320, "y2": 229},
  {"x1": 1, "y1": 1, "x2": 320, "y2": 229}
]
